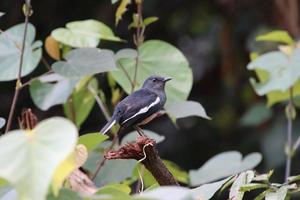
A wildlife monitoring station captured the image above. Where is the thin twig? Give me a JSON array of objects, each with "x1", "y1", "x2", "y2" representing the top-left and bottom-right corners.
[
  {"x1": 132, "y1": 0, "x2": 144, "y2": 93},
  {"x1": 20, "y1": 70, "x2": 53, "y2": 89},
  {"x1": 91, "y1": 133, "x2": 119, "y2": 180},
  {"x1": 119, "y1": 62, "x2": 135, "y2": 90},
  {"x1": 88, "y1": 85, "x2": 111, "y2": 121},
  {"x1": 5, "y1": 1, "x2": 32, "y2": 133},
  {"x1": 285, "y1": 88, "x2": 294, "y2": 182}
]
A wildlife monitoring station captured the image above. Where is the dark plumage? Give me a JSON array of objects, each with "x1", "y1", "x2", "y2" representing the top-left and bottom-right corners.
[{"x1": 100, "y1": 75, "x2": 171, "y2": 134}]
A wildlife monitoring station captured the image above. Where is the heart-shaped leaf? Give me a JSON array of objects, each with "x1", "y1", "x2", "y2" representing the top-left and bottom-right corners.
[
  {"x1": 135, "y1": 186, "x2": 193, "y2": 200},
  {"x1": 52, "y1": 48, "x2": 115, "y2": 78},
  {"x1": 191, "y1": 177, "x2": 231, "y2": 200},
  {"x1": 189, "y1": 151, "x2": 262, "y2": 186},
  {"x1": 0, "y1": 117, "x2": 78, "y2": 200},
  {"x1": 247, "y1": 49, "x2": 300, "y2": 96},
  {"x1": 0, "y1": 23, "x2": 42, "y2": 81},
  {"x1": 111, "y1": 40, "x2": 193, "y2": 105},
  {"x1": 165, "y1": 100, "x2": 211, "y2": 120},
  {"x1": 51, "y1": 19, "x2": 122, "y2": 48},
  {"x1": 29, "y1": 73, "x2": 78, "y2": 111}
]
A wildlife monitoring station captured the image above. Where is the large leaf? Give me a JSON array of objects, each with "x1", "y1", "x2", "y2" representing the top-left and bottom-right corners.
[
  {"x1": 47, "y1": 188, "x2": 81, "y2": 200},
  {"x1": 0, "y1": 23, "x2": 42, "y2": 81},
  {"x1": 111, "y1": 40, "x2": 193, "y2": 105},
  {"x1": 247, "y1": 49, "x2": 300, "y2": 96},
  {"x1": 165, "y1": 100, "x2": 211, "y2": 120},
  {"x1": 135, "y1": 186, "x2": 193, "y2": 200},
  {"x1": 52, "y1": 48, "x2": 115, "y2": 78},
  {"x1": 78, "y1": 133, "x2": 108, "y2": 152},
  {"x1": 191, "y1": 177, "x2": 231, "y2": 200},
  {"x1": 51, "y1": 19, "x2": 122, "y2": 48},
  {"x1": 64, "y1": 77, "x2": 98, "y2": 127},
  {"x1": 84, "y1": 150, "x2": 136, "y2": 186},
  {"x1": 189, "y1": 151, "x2": 262, "y2": 186},
  {"x1": 240, "y1": 102, "x2": 272, "y2": 126},
  {"x1": 265, "y1": 186, "x2": 288, "y2": 200},
  {"x1": 29, "y1": 73, "x2": 78, "y2": 110},
  {"x1": 0, "y1": 117, "x2": 78, "y2": 200}
]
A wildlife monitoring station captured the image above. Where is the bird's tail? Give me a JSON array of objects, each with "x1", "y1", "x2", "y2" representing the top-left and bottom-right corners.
[{"x1": 100, "y1": 117, "x2": 117, "y2": 135}]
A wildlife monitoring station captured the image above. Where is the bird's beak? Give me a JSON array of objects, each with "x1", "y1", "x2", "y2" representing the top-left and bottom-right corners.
[{"x1": 163, "y1": 77, "x2": 172, "y2": 82}]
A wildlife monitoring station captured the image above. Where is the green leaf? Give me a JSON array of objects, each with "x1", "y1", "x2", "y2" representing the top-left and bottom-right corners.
[
  {"x1": 121, "y1": 129, "x2": 165, "y2": 145},
  {"x1": 0, "y1": 117, "x2": 78, "y2": 200},
  {"x1": 164, "y1": 160, "x2": 189, "y2": 184},
  {"x1": 143, "y1": 16, "x2": 159, "y2": 26},
  {"x1": 265, "y1": 186, "x2": 288, "y2": 200},
  {"x1": 29, "y1": 74, "x2": 78, "y2": 111},
  {"x1": 135, "y1": 186, "x2": 193, "y2": 200},
  {"x1": 247, "y1": 49, "x2": 300, "y2": 96},
  {"x1": 78, "y1": 133, "x2": 108, "y2": 152},
  {"x1": 240, "y1": 102, "x2": 272, "y2": 126},
  {"x1": 96, "y1": 183, "x2": 131, "y2": 194},
  {"x1": 115, "y1": 48, "x2": 137, "y2": 60},
  {"x1": 165, "y1": 100, "x2": 211, "y2": 120},
  {"x1": 229, "y1": 171, "x2": 255, "y2": 200},
  {"x1": 93, "y1": 184, "x2": 132, "y2": 200},
  {"x1": 256, "y1": 31, "x2": 294, "y2": 45},
  {"x1": 111, "y1": 40, "x2": 193, "y2": 105},
  {"x1": 189, "y1": 151, "x2": 262, "y2": 186},
  {"x1": 191, "y1": 177, "x2": 231, "y2": 200},
  {"x1": 47, "y1": 188, "x2": 81, "y2": 200},
  {"x1": 84, "y1": 150, "x2": 136, "y2": 186},
  {"x1": 115, "y1": 0, "x2": 131, "y2": 25},
  {"x1": 64, "y1": 78, "x2": 98, "y2": 127},
  {"x1": 0, "y1": 118, "x2": 5, "y2": 129},
  {"x1": 0, "y1": 23, "x2": 42, "y2": 81},
  {"x1": 52, "y1": 48, "x2": 116, "y2": 78},
  {"x1": 51, "y1": 19, "x2": 122, "y2": 48}
]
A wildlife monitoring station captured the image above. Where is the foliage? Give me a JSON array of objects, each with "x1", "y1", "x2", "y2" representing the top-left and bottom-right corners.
[{"x1": 1, "y1": 1, "x2": 300, "y2": 200}]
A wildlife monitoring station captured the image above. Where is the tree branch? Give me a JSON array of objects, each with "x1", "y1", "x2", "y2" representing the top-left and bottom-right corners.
[{"x1": 105, "y1": 136, "x2": 179, "y2": 186}]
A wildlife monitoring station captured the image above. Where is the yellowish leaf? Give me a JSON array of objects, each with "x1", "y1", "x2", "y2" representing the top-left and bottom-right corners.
[
  {"x1": 52, "y1": 153, "x2": 76, "y2": 196},
  {"x1": 45, "y1": 36, "x2": 61, "y2": 60},
  {"x1": 115, "y1": 0, "x2": 131, "y2": 25}
]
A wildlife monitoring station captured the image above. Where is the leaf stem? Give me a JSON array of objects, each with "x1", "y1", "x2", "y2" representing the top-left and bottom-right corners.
[
  {"x1": 88, "y1": 85, "x2": 111, "y2": 121},
  {"x1": 285, "y1": 88, "x2": 294, "y2": 182},
  {"x1": 132, "y1": 0, "x2": 144, "y2": 93},
  {"x1": 5, "y1": 1, "x2": 32, "y2": 133}
]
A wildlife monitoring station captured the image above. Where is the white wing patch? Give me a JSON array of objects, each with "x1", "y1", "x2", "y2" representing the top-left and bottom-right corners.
[{"x1": 122, "y1": 96, "x2": 160, "y2": 124}]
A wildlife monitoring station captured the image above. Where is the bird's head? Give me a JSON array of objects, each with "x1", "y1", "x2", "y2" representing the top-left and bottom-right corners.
[{"x1": 142, "y1": 75, "x2": 172, "y2": 92}]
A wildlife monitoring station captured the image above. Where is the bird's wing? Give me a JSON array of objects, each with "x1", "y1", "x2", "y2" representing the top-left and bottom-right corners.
[{"x1": 116, "y1": 89, "x2": 161, "y2": 124}]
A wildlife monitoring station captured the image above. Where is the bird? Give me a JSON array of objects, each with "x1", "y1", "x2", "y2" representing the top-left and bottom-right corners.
[{"x1": 100, "y1": 75, "x2": 171, "y2": 135}]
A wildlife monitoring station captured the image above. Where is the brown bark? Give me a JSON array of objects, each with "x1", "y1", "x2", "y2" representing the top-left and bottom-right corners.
[{"x1": 105, "y1": 136, "x2": 179, "y2": 186}]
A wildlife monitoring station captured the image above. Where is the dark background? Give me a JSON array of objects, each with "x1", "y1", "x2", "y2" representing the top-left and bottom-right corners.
[{"x1": 1, "y1": 0, "x2": 300, "y2": 198}]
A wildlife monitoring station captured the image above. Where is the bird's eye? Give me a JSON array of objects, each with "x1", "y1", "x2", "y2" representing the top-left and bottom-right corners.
[{"x1": 152, "y1": 78, "x2": 157, "y2": 82}]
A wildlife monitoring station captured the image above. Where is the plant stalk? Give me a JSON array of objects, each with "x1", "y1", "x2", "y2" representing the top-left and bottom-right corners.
[{"x1": 5, "y1": 1, "x2": 31, "y2": 133}]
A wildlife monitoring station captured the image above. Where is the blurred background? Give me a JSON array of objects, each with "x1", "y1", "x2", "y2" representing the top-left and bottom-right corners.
[{"x1": 1, "y1": 0, "x2": 300, "y2": 193}]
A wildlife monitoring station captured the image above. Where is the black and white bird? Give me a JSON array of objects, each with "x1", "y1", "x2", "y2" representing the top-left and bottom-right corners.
[{"x1": 100, "y1": 75, "x2": 171, "y2": 135}]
